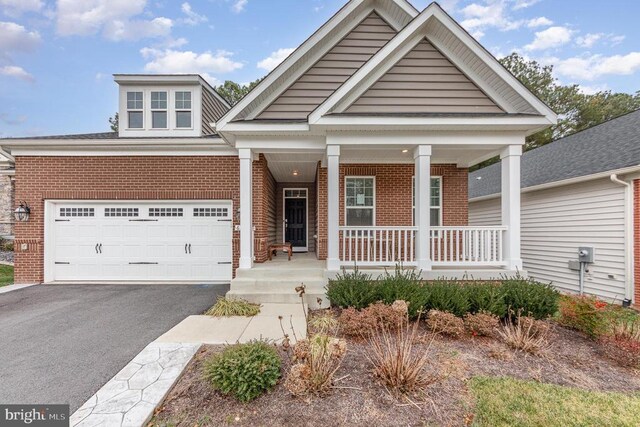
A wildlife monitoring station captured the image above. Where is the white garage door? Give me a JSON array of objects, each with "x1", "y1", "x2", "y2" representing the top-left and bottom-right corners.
[{"x1": 47, "y1": 201, "x2": 233, "y2": 282}]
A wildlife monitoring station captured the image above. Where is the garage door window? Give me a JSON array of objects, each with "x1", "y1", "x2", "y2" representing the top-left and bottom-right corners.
[
  {"x1": 149, "y1": 207, "x2": 183, "y2": 217},
  {"x1": 105, "y1": 208, "x2": 139, "y2": 217},
  {"x1": 60, "y1": 207, "x2": 94, "y2": 217},
  {"x1": 194, "y1": 207, "x2": 229, "y2": 217}
]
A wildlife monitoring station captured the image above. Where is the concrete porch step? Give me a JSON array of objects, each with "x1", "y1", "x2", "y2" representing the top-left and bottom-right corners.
[
  {"x1": 235, "y1": 267, "x2": 325, "y2": 279},
  {"x1": 227, "y1": 289, "x2": 329, "y2": 310},
  {"x1": 230, "y1": 278, "x2": 327, "y2": 291}
]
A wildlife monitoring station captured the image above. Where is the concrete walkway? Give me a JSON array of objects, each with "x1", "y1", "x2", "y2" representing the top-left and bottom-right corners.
[{"x1": 156, "y1": 302, "x2": 307, "y2": 344}]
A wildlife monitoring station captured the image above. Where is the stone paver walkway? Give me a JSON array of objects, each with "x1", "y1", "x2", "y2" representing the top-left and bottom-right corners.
[{"x1": 70, "y1": 342, "x2": 199, "y2": 427}]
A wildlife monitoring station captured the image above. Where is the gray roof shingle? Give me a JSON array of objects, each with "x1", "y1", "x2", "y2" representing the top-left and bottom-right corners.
[
  {"x1": 0, "y1": 132, "x2": 220, "y2": 141},
  {"x1": 469, "y1": 109, "x2": 640, "y2": 199}
]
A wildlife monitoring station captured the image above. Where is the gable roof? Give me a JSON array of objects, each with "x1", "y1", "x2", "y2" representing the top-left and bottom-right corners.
[
  {"x1": 309, "y1": 2, "x2": 555, "y2": 123},
  {"x1": 343, "y1": 38, "x2": 503, "y2": 114},
  {"x1": 469, "y1": 109, "x2": 640, "y2": 199},
  {"x1": 216, "y1": 0, "x2": 419, "y2": 129},
  {"x1": 256, "y1": 12, "x2": 398, "y2": 120}
]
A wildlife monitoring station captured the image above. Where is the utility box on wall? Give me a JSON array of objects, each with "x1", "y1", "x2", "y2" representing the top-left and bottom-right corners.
[{"x1": 578, "y1": 246, "x2": 595, "y2": 264}]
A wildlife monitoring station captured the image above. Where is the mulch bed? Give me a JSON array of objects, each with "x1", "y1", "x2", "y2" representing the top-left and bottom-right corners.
[{"x1": 150, "y1": 318, "x2": 640, "y2": 427}]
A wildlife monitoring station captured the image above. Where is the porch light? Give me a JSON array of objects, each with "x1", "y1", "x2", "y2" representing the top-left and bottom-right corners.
[
  {"x1": 292, "y1": 170, "x2": 299, "y2": 176},
  {"x1": 14, "y1": 201, "x2": 31, "y2": 222},
  {"x1": 402, "y1": 149, "x2": 408, "y2": 153}
]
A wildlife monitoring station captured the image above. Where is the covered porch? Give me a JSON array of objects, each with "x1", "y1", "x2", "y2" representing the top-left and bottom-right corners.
[{"x1": 237, "y1": 137, "x2": 524, "y2": 277}]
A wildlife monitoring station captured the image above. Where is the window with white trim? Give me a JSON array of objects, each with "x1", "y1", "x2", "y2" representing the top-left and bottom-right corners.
[
  {"x1": 412, "y1": 176, "x2": 442, "y2": 226},
  {"x1": 175, "y1": 91, "x2": 192, "y2": 128},
  {"x1": 126, "y1": 91, "x2": 143, "y2": 129},
  {"x1": 150, "y1": 91, "x2": 168, "y2": 129},
  {"x1": 345, "y1": 177, "x2": 374, "y2": 226}
]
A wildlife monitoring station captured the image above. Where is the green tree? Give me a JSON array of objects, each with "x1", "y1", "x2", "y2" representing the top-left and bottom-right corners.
[
  {"x1": 573, "y1": 90, "x2": 640, "y2": 132},
  {"x1": 215, "y1": 79, "x2": 263, "y2": 106},
  {"x1": 108, "y1": 112, "x2": 119, "y2": 132}
]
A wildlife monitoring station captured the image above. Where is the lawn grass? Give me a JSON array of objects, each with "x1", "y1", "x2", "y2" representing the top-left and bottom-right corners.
[
  {"x1": 0, "y1": 265, "x2": 13, "y2": 287},
  {"x1": 470, "y1": 376, "x2": 640, "y2": 427}
]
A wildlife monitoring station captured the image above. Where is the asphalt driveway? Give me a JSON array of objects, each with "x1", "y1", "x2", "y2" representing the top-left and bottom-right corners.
[{"x1": 0, "y1": 283, "x2": 228, "y2": 411}]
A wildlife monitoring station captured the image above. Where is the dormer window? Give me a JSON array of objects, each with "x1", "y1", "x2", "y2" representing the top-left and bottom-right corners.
[
  {"x1": 151, "y1": 91, "x2": 168, "y2": 129},
  {"x1": 175, "y1": 91, "x2": 192, "y2": 128},
  {"x1": 127, "y1": 92, "x2": 143, "y2": 129}
]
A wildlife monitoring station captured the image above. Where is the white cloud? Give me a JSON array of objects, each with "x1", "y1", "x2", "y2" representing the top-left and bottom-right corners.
[
  {"x1": 0, "y1": 21, "x2": 41, "y2": 52},
  {"x1": 232, "y1": 0, "x2": 247, "y2": 13},
  {"x1": 141, "y1": 48, "x2": 244, "y2": 80},
  {"x1": 56, "y1": 0, "x2": 173, "y2": 41},
  {"x1": 257, "y1": 48, "x2": 295, "y2": 71},
  {"x1": 180, "y1": 2, "x2": 207, "y2": 26},
  {"x1": 551, "y1": 52, "x2": 640, "y2": 80},
  {"x1": 576, "y1": 33, "x2": 602, "y2": 48},
  {"x1": 460, "y1": 1, "x2": 524, "y2": 36},
  {"x1": 103, "y1": 17, "x2": 172, "y2": 41},
  {"x1": 0, "y1": 65, "x2": 34, "y2": 82},
  {"x1": 526, "y1": 17, "x2": 552, "y2": 28},
  {"x1": 0, "y1": 0, "x2": 43, "y2": 17},
  {"x1": 513, "y1": 0, "x2": 540, "y2": 10},
  {"x1": 524, "y1": 26, "x2": 572, "y2": 51}
]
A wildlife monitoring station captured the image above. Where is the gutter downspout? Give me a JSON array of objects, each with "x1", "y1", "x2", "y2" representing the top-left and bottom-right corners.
[{"x1": 610, "y1": 174, "x2": 634, "y2": 305}]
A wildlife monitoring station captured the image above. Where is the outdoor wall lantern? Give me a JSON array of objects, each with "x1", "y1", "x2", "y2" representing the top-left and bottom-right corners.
[{"x1": 14, "y1": 201, "x2": 31, "y2": 222}]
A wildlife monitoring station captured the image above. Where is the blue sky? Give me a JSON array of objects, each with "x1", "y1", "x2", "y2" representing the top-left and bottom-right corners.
[{"x1": 1, "y1": 0, "x2": 639, "y2": 137}]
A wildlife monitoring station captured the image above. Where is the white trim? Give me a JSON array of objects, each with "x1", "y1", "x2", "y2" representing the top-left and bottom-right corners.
[
  {"x1": 308, "y1": 3, "x2": 556, "y2": 126},
  {"x1": 283, "y1": 188, "x2": 309, "y2": 252},
  {"x1": 470, "y1": 164, "x2": 640, "y2": 202},
  {"x1": 344, "y1": 176, "x2": 376, "y2": 227},
  {"x1": 239, "y1": 148, "x2": 253, "y2": 269},
  {"x1": 216, "y1": 0, "x2": 418, "y2": 131}
]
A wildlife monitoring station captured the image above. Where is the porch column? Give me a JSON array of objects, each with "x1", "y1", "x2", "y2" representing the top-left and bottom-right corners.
[
  {"x1": 414, "y1": 145, "x2": 432, "y2": 271},
  {"x1": 239, "y1": 148, "x2": 253, "y2": 269},
  {"x1": 327, "y1": 145, "x2": 340, "y2": 271},
  {"x1": 501, "y1": 145, "x2": 523, "y2": 270}
]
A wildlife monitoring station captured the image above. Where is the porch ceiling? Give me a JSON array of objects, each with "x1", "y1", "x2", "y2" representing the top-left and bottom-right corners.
[
  {"x1": 264, "y1": 152, "x2": 322, "y2": 182},
  {"x1": 339, "y1": 144, "x2": 506, "y2": 168}
]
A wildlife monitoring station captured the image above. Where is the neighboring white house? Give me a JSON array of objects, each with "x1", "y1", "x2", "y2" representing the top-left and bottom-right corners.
[{"x1": 469, "y1": 110, "x2": 640, "y2": 305}]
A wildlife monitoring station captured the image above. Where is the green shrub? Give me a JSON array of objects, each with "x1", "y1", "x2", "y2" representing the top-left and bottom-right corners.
[
  {"x1": 205, "y1": 297, "x2": 260, "y2": 317},
  {"x1": 377, "y1": 267, "x2": 429, "y2": 318},
  {"x1": 502, "y1": 277, "x2": 559, "y2": 320},
  {"x1": 425, "y1": 280, "x2": 470, "y2": 317},
  {"x1": 466, "y1": 282, "x2": 507, "y2": 317},
  {"x1": 204, "y1": 341, "x2": 281, "y2": 402},
  {"x1": 326, "y1": 268, "x2": 376, "y2": 309}
]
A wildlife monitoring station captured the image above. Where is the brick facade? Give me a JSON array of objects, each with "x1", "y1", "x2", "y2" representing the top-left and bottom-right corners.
[
  {"x1": 14, "y1": 156, "x2": 245, "y2": 284},
  {"x1": 13, "y1": 156, "x2": 470, "y2": 283},
  {"x1": 316, "y1": 163, "x2": 469, "y2": 259},
  {"x1": 634, "y1": 179, "x2": 640, "y2": 307}
]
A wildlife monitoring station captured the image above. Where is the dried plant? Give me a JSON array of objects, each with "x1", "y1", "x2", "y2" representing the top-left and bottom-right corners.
[
  {"x1": 464, "y1": 311, "x2": 500, "y2": 337},
  {"x1": 308, "y1": 311, "x2": 339, "y2": 335},
  {"x1": 426, "y1": 310, "x2": 465, "y2": 338},
  {"x1": 339, "y1": 301, "x2": 408, "y2": 338},
  {"x1": 498, "y1": 313, "x2": 551, "y2": 354},
  {"x1": 366, "y1": 316, "x2": 436, "y2": 394},
  {"x1": 205, "y1": 297, "x2": 260, "y2": 317},
  {"x1": 284, "y1": 334, "x2": 347, "y2": 396},
  {"x1": 608, "y1": 317, "x2": 640, "y2": 341}
]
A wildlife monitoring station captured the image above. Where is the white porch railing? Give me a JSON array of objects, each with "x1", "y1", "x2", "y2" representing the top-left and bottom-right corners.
[
  {"x1": 431, "y1": 226, "x2": 507, "y2": 267},
  {"x1": 338, "y1": 226, "x2": 508, "y2": 268},
  {"x1": 339, "y1": 227, "x2": 418, "y2": 267}
]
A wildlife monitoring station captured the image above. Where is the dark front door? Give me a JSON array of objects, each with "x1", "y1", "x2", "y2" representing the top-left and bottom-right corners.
[{"x1": 285, "y1": 198, "x2": 306, "y2": 249}]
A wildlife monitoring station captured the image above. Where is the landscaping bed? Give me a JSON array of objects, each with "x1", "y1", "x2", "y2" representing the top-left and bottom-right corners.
[
  {"x1": 150, "y1": 273, "x2": 640, "y2": 426},
  {"x1": 150, "y1": 318, "x2": 640, "y2": 426}
]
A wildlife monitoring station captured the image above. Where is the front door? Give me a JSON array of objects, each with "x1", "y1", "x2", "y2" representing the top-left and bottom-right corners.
[{"x1": 284, "y1": 189, "x2": 307, "y2": 252}]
